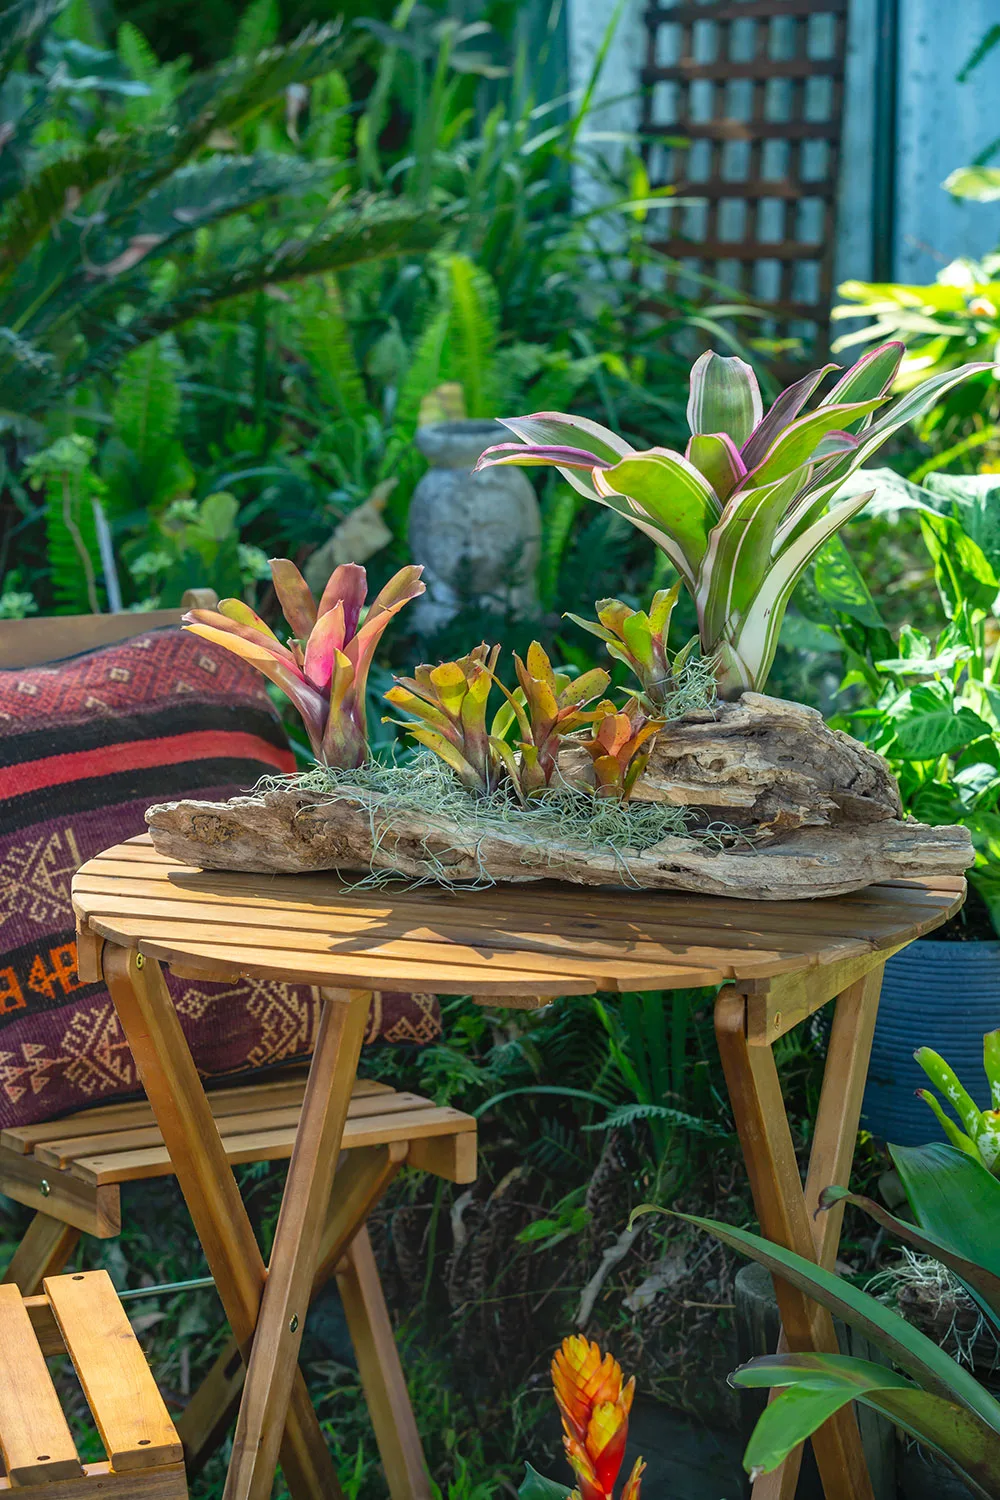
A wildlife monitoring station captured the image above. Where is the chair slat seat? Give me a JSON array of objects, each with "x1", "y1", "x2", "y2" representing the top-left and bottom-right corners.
[
  {"x1": 1, "y1": 1078, "x2": 476, "y2": 1237},
  {"x1": 0, "y1": 1273, "x2": 185, "y2": 1497}
]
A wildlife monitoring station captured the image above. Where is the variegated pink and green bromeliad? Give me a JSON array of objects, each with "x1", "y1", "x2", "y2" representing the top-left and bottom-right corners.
[{"x1": 475, "y1": 343, "x2": 994, "y2": 698}]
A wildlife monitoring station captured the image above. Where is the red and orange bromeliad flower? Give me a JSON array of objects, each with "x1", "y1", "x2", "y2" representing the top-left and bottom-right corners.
[{"x1": 551, "y1": 1337, "x2": 645, "y2": 1500}]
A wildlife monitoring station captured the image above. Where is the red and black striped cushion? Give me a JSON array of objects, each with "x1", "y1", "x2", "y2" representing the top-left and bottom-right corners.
[{"x1": 0, "y1": 627, "x2": 440, "y2": 1130}]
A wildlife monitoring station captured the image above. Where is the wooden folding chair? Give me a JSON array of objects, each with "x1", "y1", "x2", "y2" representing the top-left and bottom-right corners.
[
  {"x1": 1, "y1": 605, "x2": 478, "y2": 1496},
  {"x1": 0, "y1": 1069, "x2": 477, "y2": 1492},
  {"x1": 0, "y1": 1267, "x2": 186, "y2": 1497}
]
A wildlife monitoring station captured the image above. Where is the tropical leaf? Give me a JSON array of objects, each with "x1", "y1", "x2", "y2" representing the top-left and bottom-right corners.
[
  {"x1": 734, "y1": 1353, "x2": 1000, "y2": 1497},
  {"x1": 293, "y1": 275, "x2": 368, "y2": 425},
  {"x1": 71, "y1": 199, "x2": 449, "y2": 387},
  {"x1": 167, "y1": 21, "x2": 348, "y2": 160},
  {"x1": 640, "y1": 1208, "x2": 1000, "y2": 1429}
]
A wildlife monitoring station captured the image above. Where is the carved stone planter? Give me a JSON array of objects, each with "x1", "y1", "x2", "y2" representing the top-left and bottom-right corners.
[{"x1": 408, "y1": 420, "x2": 541, "y2": 635}]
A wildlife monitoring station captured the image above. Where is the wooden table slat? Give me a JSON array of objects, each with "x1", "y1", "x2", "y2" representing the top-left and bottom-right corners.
[{"x1": 72, "y1": 842, "x2": 963, "y2": 999}]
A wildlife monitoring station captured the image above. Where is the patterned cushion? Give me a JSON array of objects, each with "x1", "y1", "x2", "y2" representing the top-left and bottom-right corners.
[{"x1": 0, "y1": 627, "x2": 440, "y2": 1130}]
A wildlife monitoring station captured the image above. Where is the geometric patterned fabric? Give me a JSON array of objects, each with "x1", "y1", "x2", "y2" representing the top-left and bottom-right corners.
[{"x1": 0, "y1": 627, "x2": 441, "y2": 1129}]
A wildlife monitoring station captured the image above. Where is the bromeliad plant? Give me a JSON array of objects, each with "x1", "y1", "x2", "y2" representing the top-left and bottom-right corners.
[
  {"x1": 915, "y1": 1031, "x2": 1000, "y2": 1172},
  {"x1": 490, "y1": 645, "x2": 612, "y2": 801},
  {"x1": 185, "y1": 559, "x2": 424, "y2": 767},
  {"x1": 383, "y1": 645, "x2": 501, "y2": 795},
  {"x1": 387, "y1": 642, "x2": 617, "y2": 805},
  {"x1": 476, "y1": 344, "x2": 994, "y2": 698},
  {"x1": 566, "y1": 585, "x2": 694, "y2": 711},
  {"x1": 519, "y1": 1337, "x2": 645, "y2": 1500},
  {"x1": 579, "y1": 705, "x2": 665, "y2": 801}
]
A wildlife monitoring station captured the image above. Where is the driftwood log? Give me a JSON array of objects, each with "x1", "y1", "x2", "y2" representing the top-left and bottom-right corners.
[
  {"x1": 146, "y1": 693, "x2": 972, "y2": 900},
  {"x1": 144, "y1": 693, "x2": 971, "y2": 894}
]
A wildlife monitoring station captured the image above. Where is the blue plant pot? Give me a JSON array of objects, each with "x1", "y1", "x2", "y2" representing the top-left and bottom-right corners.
[{"x1": 861, "y1": 938, "x2": 1000, "y2": 1145}]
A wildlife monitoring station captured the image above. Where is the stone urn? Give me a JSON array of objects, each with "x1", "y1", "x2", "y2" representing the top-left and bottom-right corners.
[{"x1": 407, "y1": 419, "x2": 541, "y2": 636}]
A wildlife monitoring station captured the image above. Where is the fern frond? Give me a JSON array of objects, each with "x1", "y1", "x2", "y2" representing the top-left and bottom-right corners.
[
  {"x1": 387, "y1": 302, "x2": 449, "y2": 451},
  {"x1": 585, "y1": 1102, "x2": 731, "y2": 1138},
  {"x1": 440, "y1": 252, "x2": 499, "y2": 417},
  {"x1": 293, "y1": 275, "x2": 367, "y2": 423},
  {"x1": 117, "y1": 20, "x2": 160, "y2": 82},
  {"x1": 306, "y1": 70, "x2": 353, "y2": 161},
  {"x1": 117, "y1": 22, "x2": 184, "y2": 127},
  {"x1": 0, "y1": 0, "x2": 66, "y2": 85},
  {"x1": 234, "y1": 0, "x2": 280, "y2": 58},
  {"x1": 112, "y1": 335, "x2": 182, "y2": 457}
]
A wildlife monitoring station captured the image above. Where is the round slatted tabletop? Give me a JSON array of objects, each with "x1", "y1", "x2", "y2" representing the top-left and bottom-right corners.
[{"x1": 71, "y1": 836, "x2": 966, "y2": 1000}]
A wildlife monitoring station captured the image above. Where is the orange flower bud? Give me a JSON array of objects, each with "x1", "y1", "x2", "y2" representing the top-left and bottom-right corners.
[{"x1": 550, "y1": 1338, "x2": 642, "y2": 1500}]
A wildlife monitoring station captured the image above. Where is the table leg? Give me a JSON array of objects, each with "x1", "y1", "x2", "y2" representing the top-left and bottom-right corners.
[
  {"x1": 179, "y1": 1143, "x2": 408, "y2": 1478},
  {"x1": 337, "y1": 1225, "x2": 432, "y2": 1500},
  {"x1": 225, "y1": 987, "x2": 372, "y2": 1500},
  {"x1": 103, "y1": 944, "x2": 344, "y2": 1500},
  {"x1": 715, "y1": 987, "x2": 876, "y2": 1500}
]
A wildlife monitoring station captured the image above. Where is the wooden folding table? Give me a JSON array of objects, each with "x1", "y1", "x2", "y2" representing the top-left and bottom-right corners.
[{"x1": 71, "y1": 836, "x2": 962, "y2": 1500}]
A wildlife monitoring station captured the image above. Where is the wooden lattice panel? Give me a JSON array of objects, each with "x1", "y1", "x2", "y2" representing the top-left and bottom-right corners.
[{"x1": 641, "y1": 0, "x2": 849, "y2": 350}]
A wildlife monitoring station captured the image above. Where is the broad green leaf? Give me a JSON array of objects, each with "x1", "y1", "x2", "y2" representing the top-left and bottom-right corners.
[
  {"x1": 498, "y1": 412, "x2": 634, "y2": 466},
  {"x1": 891, "y1": 683, "x2": 992, "y2": 759},
  {"x1": 685, "y1": 432, "x2": 745, "y2": 499},
  {"x1": 740, "y1": 363, "x2": 837, "y2": 470},
  {"x1": 686, "y1": 350, "x2": 763, "y2": 446},
  {"x1": 735, "y1": 1353, "x2": 1000, "y2": 1496},
  {"x1": 821, "y1": 343, "x2": 904, "y2": 409},
  {"x1": 596, "y1": 450, "x2": 721, "y2": 581},
  {"x1": 919, "y1": 512, "x2": 999, "y2": 617},
  {"x1": 696, "y1": 467, "x2": 805, "y2": 647},
  {"x1": 813, "y1": 534, "x2": 884, "y2": 628},
  {"x1": 819, "y1": 1173, "x2": 1000, "y2": 1318},
  {"x1": 498, "y1": 412, "x2": 635, "y2": 502},
  {"x1": 731, "y1": 487, "x2": 875, "y2": 692},
  {"x1": 518, "y1": 1464, "x2": 573, "y2": 1500},
  {"x1": 639, "y1": 1207, "x2": 1000, "y2": 1429},
  {"x1": 891, "y1": 1143, "x2": 1000, "y2": 1287},
  {"x1": 874, "y1": 645, "x2": 973, "y2": 677}
]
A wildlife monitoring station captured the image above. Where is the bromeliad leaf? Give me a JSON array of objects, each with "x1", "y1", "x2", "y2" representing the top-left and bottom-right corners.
[
  {"x1": 476, "y1": 345, "x2": 991, "y2": 698},
  {"x1": 686, "y1": 350, "x2": 763, "y2": 446},
  {"x1": 186, "y1": 559, "x2": 424, "y2": 767},
  {"x1": 594, "y1": 451, "x2": 720, "y2": 586},
  {"x1": 735, "y1": 1354, "x2": 1000, "y2": 1496}
]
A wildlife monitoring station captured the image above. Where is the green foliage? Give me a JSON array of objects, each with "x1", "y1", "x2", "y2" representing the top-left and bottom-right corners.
[
  {"x1": 833, "y1": 263, "x2": 1000, "y2": 478},
  {"x1": 817, "y1": 468, "x2": 1000, "y2": 932},
  {"x1": 479, "y1": 348, "x2": 987, "y2": 698},
  {"x1": 25, "y1": 434, "x2": 107, "y2": 613},
  {"x1": 0, "y1": 0, "x2": 446, "y2": 432},
  {"x1": 129, "y1": 492, "x2": 267, "y2": 605},
  {"x1": 651, "y1": 1206, "x2": 1000, "y2": 1494}
]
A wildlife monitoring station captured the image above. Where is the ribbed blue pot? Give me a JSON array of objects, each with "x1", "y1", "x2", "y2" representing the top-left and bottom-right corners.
[{"x1": 861, "y1": 938, "x2": 1000, "y2": 1145}]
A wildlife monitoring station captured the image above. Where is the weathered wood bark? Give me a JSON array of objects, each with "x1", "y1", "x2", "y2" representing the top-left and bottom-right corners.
[
  {"x1": 144, "y1": 693, "x2": 971, "y2": 898},
  {"x1": 633, "y1": 693, "x2": 904, "y2": 832},
  {"x1": 145, "y1": 693, "x2": 970, "y2": 896},
  {"x1": 145, "y1": 784, "x2": 969, "y2": 899}
]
